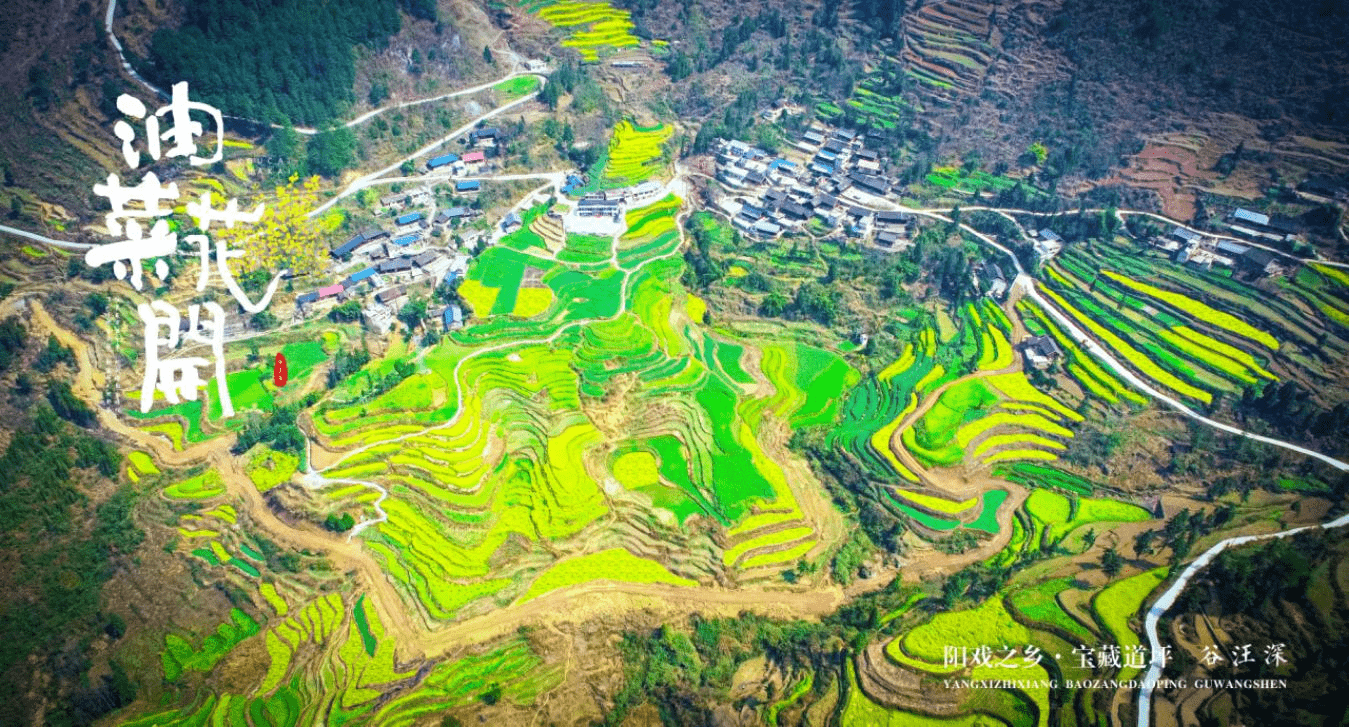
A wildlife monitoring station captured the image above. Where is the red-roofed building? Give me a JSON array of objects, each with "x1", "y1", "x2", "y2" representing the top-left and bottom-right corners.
[
  {"x1": 462, "y1": 150, "x2": 486, "y2": 166},
  {"x1": 318, "y1": 284, "x2": 344, "y2": 299}
]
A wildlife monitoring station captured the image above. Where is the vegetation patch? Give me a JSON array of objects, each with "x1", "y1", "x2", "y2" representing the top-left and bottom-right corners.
[
  {"x1": 1092, "y1": 567, "x2": 1168, "y2": 680},
  {"x1": 602, "y1": 120, "x2": 672, "y2": 185},
  {"x1": 164, "y1": 471, "x2": 226, "y2": 500},
  {"x1": 247, "y1": 445, "x2": 300, "y2": 492},
  {"x1": 518, "y1": 548, "x2": 697, "y2": 603}
]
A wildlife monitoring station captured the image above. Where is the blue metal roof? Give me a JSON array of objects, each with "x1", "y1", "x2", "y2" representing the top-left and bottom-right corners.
[
  {"x1": 427, "y1": 153, "x2": 459, "y2": 168},
  {"x1": 456, "y1": 180, "x2": 481, "y2": 191},
  {"x1": 349, "y1": 267, "x2": 377, "y2": 282},
  {"x1": 396, "y1": 212, "x2": 423, "y2": 225},
  {"x1": 392, "y1": 234, "x2": 419, "y2": 246},
  {"x1": 443, "y1": 304, "x2": 463, "y2": 323}
]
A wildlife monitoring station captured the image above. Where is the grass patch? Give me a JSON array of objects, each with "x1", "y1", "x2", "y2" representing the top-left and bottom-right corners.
[{"x1": 518, "y1": 548, "x2": 696, "y2": 602}]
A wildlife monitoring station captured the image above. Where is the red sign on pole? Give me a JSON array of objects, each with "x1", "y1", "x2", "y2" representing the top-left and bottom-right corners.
[{"x1": 274, "y1": 352, "x2": 289, "y2": 388}]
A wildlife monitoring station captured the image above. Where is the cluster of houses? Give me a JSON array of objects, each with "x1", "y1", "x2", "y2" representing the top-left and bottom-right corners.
[
  {"x1": 294, "y1": 220, "x2": 474, "y2": 333},
  {"x1": 564, "y1": 180, "x2": 664, "y2": 235},
  {"x1": 712, "y1": 131, "x2": 916, "y2": 245},
  {"x1": 418, "y1": 126, "x2": 503, "y2": 177},
  {"x1": 1143, "y1": 209, "x2": 1289, "y2": 278},
  {"x1": 283, "y1": 127, "x2": 520, "y2": 335}
]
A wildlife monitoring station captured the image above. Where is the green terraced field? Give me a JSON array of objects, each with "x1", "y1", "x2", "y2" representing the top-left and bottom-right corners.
[
  {"x1": 164, "y1": 470, "x2": 226, "y2": 500},
  {"x1": 519, "y1": 548, "x2": 697, "y2": 602},
  {"x1": 162, "y1": 608, "x2": 260, "y2": 681},
  {"x1": 1025, "y1": 490, "x2": 1151, "y2": 546},
  {"x1": 1008, "y1": 577, "x2": 1095, "y2": 642},
  {"x1": 1092, "y1": 567, "x2": 1168, "y2": 680},
  {"x1": 602, "y1": 120, "x2": 672, "y2": 185},
  {"x1": 495, "y1": 74, "x2": 540, "y2": 100}
]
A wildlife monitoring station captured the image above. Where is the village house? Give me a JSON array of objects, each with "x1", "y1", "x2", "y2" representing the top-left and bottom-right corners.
[
  {"x1": 426, "y1": 153, "x2": 459, "y2": 173},
  {"x1": 406, "y1": 188, "x2": 432, "y2": 207},
  {"x1": 435, "y1": 207, "x2": 474, "y2": 227},
  {"x1": 375, "y1": 285, "x2": 407, "y2": 307},
  {"x1": 376, "y1": 256, "x2": 416, "y2": 283},
  {"x1": 395, "y1": 211, "x2": 426, "y2": 234},
  {"x1": 1033, "y1": 229, "x2": 1063, "y2": 260},
  {"x1": 460, "y1": 150, "x2": 486, "y2": 172},
  {"x1": 973, "y1": 261, "x2": 1008, "y2": 298},
  {"x1": 379, "y1": 192, "x2": 407, "y2": 211},
  {"x1": 1020, "y1": 335, "x2": 1063, "y2": 369},
  {"x1": 341, "y1": 266, "x2": 378, "y2": 292},
  {"x1": 470, "y1": 127, "x2": 500, "y2": 149},
  {"x1": 332, "y1": 228, "x2": 390, "y2": 260},
  {"x1": 442, "y1": 304, "x2": 464, "y2": 330}
]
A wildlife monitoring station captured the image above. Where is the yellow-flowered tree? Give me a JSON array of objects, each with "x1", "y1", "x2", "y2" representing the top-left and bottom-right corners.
[{"x1": 220, "y1": 174, "x2": 327, "y2": 277}]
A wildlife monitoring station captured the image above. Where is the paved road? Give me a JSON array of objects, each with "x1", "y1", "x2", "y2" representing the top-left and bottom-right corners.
[
  {"x1": 307, "y1": 87, "x2": 545, "y2": 218},
  {"x1": 1136, "y1": 509, "x2": 1349, "y2": 727},
  {"x1": 0, "y1": 223, "x2": 92, "y2": 250}
]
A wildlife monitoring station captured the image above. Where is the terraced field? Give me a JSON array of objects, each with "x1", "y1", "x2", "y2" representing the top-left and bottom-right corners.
[
  {"x1": 898, "y1": 0, "x2": 1001, "y2": 104},
  {"x1": 297, "y1": 188, "x2": 856, "y2": 619},
  {"x1": 530, "y1": 0, "x2": 642, "y2": 62},
  {"x1": 602, "y1": 120, "x2": 672, "y2": 186},
  {"x1": 857, "y1": 483, "x2": 1164, "y2": 725},
  {"x1": 897, "y1": 304, "x2": 1082, "y2": 473},
  {"x1": 1029, "y1": 238, "x2": 1349, "y2": 415},
  {"x1": 123, "y1": 587, "x2": 559, "y2": 726}
]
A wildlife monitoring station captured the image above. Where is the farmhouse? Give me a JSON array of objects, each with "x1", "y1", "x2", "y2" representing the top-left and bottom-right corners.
[
  {"x1": 1237, "y1": 247, "x2": 1283, "y2": 277},
  {"x1": 1034, "y1": 229, "x2": 1064, "y2": 260},
  {"x1": 1020, "y1": 335, "x2": 1063, "y2": 369},
  {"x1": 848, "y1": 172, "x2": 889, "y2": 197},
  {"x1": 875, "y1": 210, "x2": 913, "y2": 228},
  {"x1": 375, "y1": 286, "x2": 406, "y2": 306},
  {"x1": 377, "y1": 257, "x2": 415, "y2": 277},
  {"x1": 426, "y1": 153, "x2": 459, "y2": 172},
  {"x1": 318, "y1": 283, "x2": 344, "y2": 300},
  {"x1": 435, "y1": 207, "x2": 473, "y2": 226},
  {"x1": 576, "y1": 196, "x2": 621, "y2": 219},
  {"x1": 752, "y1": 219, "x2": 782, "y2": 238},
  {"x1": 623, "y1": 180, "x2": 663, "y2": 205},
  {"x1": 395, "y1": 212, "x2": 426, "y2": 232},
  {"x1": 973, "y1": 261, "x2": 1007, "y2": 298},
  {"x1": 341, "y1": 267, "x2": 378, "y2": 290},
  {"x1": 779, "y1": 201, "x2": 810, "y2": 221},
  {"x1": 443, "y1": 304, "x2": 464, "y2": 330},
  {"x1": 461, "y1": 151, "x2": 486, "y2": 170},
  {"x1": 456, "y1": 180, "x2": 481, "y2": 193},
  {"x1": 875, "y1": 230, "x2": 902, "y2": 247},
  {"x1": 1230, "y1": 208, "x2": 1270, "y2": 227},
  {"x1": 332, "y1": 229, "x2": 389, "y2": 259}
]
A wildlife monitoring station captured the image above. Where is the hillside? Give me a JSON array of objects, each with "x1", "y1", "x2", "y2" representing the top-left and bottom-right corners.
[{"x1": 0, "y1": 0, "x2": 1347, "y2": 725}]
